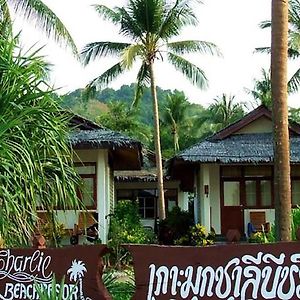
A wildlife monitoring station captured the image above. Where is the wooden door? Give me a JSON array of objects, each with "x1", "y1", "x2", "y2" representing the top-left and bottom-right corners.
[{"x1": 221, "y1": 180, "x2": 244, "y2": 236}]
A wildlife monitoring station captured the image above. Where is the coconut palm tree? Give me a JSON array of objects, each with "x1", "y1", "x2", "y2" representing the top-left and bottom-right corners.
[
  {"x1": 162, "y1": 92, "x2": 189, "y2": 154},
  {"x1": 245, "y1": 69, "x2": 272, "y2": 108},
  {"x1": 0, "y1": 31, "x2": 81, "y2": 247},
  {"x1": 256, "y1": 0, "x2": 300, "y2": 93},
  {"x1": 271, "y1": 0, "x2": 291, "y2": 241},
  {"x1": 0, "y1": 0, "x2": 77, "y2": 54},
  {"x1": 80, "y1": 0, "x2": 220, "y2": 220}
]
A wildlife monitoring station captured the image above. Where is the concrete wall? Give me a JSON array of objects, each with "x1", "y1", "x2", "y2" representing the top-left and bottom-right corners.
[
  {"x1": 198, "y1": 164, "x2": 221, "y2": 234},
  {"x1": 56, "y1": 149, "x2": 111, "y2": 243},
  {"x1": 235, "y1": 116, "x2": 273, "y2": 134}
]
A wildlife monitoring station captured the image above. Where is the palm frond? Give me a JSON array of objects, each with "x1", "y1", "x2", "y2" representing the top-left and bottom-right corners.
[
  {"x1": 288, "y1": 68, "x2": 300, "y2": 93},
  {"x1": 9, "y1": 0, "x2": 78, "y2": 56},
  {"x1": 121, "y1": 43, "x2": 142, "y2": 69},
  {"x1": 259, "y1": 20, "x2": 271, "y2": 29},
  {"x1": 254, "y1": 47, "x2": 271, "y2": 54},
  {"x1": 133, "y1": 62, "x2": 150, "y2": 106},
  {"x1": 93, "y1": 4, "x2": 121, "y2": 24},
  {"x1": 88, "y1": 62, "x2": 124, "y2": 90},
  {"x1": 80, "y1": 42, "x2": 131, "y2": 66},
  {"x1": 167, "y1": 52, "x2": 208, "y2": 89},
  {"x1": 167, "y1": 40, "x2": 222, "y2": 56},
  {"x1": 159, "y1": 0, "x2": 198, "y2": 40}
]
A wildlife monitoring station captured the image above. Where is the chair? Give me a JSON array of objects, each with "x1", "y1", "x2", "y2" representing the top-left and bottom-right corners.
[{"x1": 249, "y1": 211, "x2": 270, "y2": 233}]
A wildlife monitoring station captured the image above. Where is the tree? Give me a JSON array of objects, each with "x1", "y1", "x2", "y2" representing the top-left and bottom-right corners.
[
  {"x1": 0, "y1": 32, "x2": 81, "y2": 247},
  {"x1": 204, "y1": 94, "x2": 245, "y2": 131},
  {"x1": 0, "y1": 0, "x2": 77, "y2": 54},
  {"x1": 96, "y1": 100, "x2": 153, "y2": 147},
  {"x1": 245, "y1": 69, "x2": 272, "y2": 108},
  {"x1": 161, "y1": 92, "x2": 189, "y2": 154},
  {"x1": 256, "y1": 0, "x2": 300, "y2": 93},
  {"x1": 80, "y1": 0, "x2": 220, "y2": 220},
  {"x1": 271, "y1": 0, "x2": 291, "y2": 241}
]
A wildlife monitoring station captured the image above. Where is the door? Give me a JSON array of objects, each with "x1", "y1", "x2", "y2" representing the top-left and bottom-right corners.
[{"x1": 221, "y1": 180, "x2": 244, "y2": 235}]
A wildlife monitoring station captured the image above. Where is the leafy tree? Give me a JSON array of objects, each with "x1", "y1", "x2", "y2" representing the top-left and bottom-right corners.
[
  {"x1": 80, "y1": 0, "x2": 220, "y2": 220},
  {"x1": 96, "y1": 100, "x2": 153, "y2": 147},
  {"x1": 0, "y1": 33, "x2": 81, "y2": 247},
  {"x1": 271, "y1": 0, "x2": 291, "y2": 241}
]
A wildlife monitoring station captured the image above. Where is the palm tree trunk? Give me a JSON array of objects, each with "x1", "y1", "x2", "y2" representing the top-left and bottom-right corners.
[
  {"x1": 149, "y1": 61, "x2": 166, "y2": 220},
  {"x1": 271, "y1": 0, "x2": 291, "y2": 241}
]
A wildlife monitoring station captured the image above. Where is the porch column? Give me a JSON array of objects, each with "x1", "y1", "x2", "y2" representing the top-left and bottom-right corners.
[
  {"x1": 97, "y1": 150, "x2": 109, "y2": 243},
  {"x1": 200, "y1": 164, "x2": 211, "y2": 231}
]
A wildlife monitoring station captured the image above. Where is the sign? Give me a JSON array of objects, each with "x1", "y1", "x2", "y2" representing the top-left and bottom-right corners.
[
  {"x1": 0, "y1": 245, "x2": 111, "y2": 300},
  {"x1": 126, "y1": 243, "x2": 300, "y2": 300}
]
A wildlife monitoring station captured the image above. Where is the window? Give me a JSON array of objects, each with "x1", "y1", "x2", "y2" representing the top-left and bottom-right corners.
[
  {"x1": 165, "y1": 189, "x2": 178, "y2": 212},
  {"x1": 245, "y1": 181, "x2": 256, "y2": 207},
  {"x1": 224, "y1": 181, "x2": 240, "y2": 206},
  {"x1": 75, "y1": 163, "x2": 97, "y2": 209},
  {"x1": 261, "y1": 180, "x2": 272, "y2": 206}
]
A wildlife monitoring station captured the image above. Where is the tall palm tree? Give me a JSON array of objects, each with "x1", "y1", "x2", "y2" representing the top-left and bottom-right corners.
[
  {"x1": 271, "y1": 0, "x2": 291, "y2": 241},
  {"x1": 0, "y1": 0, "x2": 77, "y2": 54},
  {"x1": 80, "y1": 0, "x2": 220, "y2": 220},
  {"x1": 162, "y1": 92, "x2": 189, "y2": 154},
  {"x1": 256, "y1": 0, "x2": 300, "y2": 93},
  {"x1": 0, "y1": 32, "x2": 81, "y2": 247}
]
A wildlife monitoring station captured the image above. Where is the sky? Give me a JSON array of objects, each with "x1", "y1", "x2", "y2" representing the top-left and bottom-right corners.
[{"x1": 13, "y1": 0, "x2": 300, "y2": 108}]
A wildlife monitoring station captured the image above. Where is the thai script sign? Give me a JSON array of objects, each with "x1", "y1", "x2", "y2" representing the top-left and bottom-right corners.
[
  {"x1": 126, "y1": 242, "x2": 300, "y2": 300},
  {"x1": 0, "y1": 245, "x2": 110, "y2": 300}
]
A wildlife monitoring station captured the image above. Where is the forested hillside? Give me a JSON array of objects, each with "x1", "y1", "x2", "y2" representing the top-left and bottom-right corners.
[{"x1": 60, "y1": 84, "x2": 246, "y2": 158}]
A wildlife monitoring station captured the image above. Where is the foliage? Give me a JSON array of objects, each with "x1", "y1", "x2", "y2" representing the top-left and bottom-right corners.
[
  {"x1": 96, "y1": 100, "x2": 153, "y2": 147},
  {"x1": 108, "y1": 200, "x2": 155, "y2": 268},
  {"x1": 158, "y1": 207, "x2": 194, "y2": 245},
  {"x1": 0, "y1": 33, "x2": 81, "y2": 247},
  {"x1": 175, "y1": 224, "x2": 215, "y2": 246},
  {"x1": 103, "y1": 269, "x2": 135, "y2": 300},
  {"x1": 0, "y1": 0, "x2": 77, "y2": 55},
  {"x1": 249, "y1": 231, "x2": 269, "y2": 244},
  {"x1": 40, "y1": 220, "x2": 66, "y2": 247},
  {"x1": 34, "y1": 276, "x2": 76, "y2": 300}
]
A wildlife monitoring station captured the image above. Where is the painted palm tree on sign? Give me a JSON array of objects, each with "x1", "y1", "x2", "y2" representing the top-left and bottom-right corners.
[
  {"x1": 67, "y1": 260, "x2": 87, "y2": 300},
  {"x1": 0, "y1": 0, "x2": 77, "y2": 54},
  {"x1": 271, "y1": 0, "x2": 291, "y2": 241},
  {"x1": 81, "y1": 0, "x2": 220, "y2": 220}
]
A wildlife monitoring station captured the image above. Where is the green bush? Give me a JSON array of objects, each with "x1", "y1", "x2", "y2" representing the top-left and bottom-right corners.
[
  {"x1": 158, "y1": 207, "x2": 193, "y2": 245},
  {"x1": 108, "y1": 200, "x2": 155, "y2": 268},
  {"x1": 175, "y1": 224, "x2": 215, "y2": 246}
]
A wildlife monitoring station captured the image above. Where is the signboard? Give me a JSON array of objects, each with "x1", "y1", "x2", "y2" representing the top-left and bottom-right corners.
[
  {"x1": 126, "y1": 242, "x2": 300, "y2": 300},
  {"x1": 0, "y1": 245, "x2": 111, "y2": 300}
]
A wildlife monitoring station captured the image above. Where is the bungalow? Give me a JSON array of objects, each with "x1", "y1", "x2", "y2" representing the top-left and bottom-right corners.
[
  {"x1": 169, "y1": 105, "x2": 300, "y2": 237},
  {"x1": 49, "y1": 114, "x2": 143, "y2": 243}
]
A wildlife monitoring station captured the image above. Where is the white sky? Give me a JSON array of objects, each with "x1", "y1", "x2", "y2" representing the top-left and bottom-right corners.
[{"x1": 13, "y1": 0, "x2": 300, "y2": 108}]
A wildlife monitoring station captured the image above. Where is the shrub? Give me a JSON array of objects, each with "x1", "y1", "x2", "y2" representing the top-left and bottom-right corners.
[
  {"x1": 108, "y1": 200, "x2": 155, "y2": 268},
  {"x1": 175, "y1": 224, "x2": 215, "y2": 246},
  {"x1": 158, "y1": 207, "x2": 193, "y2": 245},
  {"x1": 249, "y1": 231, "x2": 269, "y2": 244}
]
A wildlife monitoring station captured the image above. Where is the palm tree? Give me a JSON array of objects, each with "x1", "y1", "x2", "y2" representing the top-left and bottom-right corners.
[
  {"x1": 271, "y1": 0, "x2": 291, "y2": 241},
  {"x1": 256, "y1": 0, "x2": 300, "y2": 93},
  {"x1": 245, "y1": 69, "x2": 272, "y2": 108},
  {"x1": 162, "y1": 92, "x2": 189, "y2": 154},
  {"x1": 80, "y1": 0, "x2": 220, "y2": 220},
  {"x1": 0, "y1": 0, "x2": 77, "y2": 54},
  {"x1": 0, "y1": 32, "x2": 81, "y2": 247},
  {"x1": 207, "y1": 94, "x2": 245, "y2": 130}
]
